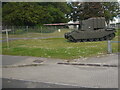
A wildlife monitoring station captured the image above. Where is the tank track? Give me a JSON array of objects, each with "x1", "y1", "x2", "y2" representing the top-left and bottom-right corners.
[{"x1": 66, "y1": 33, "x2": 115, "y2": 42}]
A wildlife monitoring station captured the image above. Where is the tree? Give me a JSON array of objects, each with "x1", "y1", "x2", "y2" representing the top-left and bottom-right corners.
[
  {"x1": 103, "y1": 2, "x2": 120, "y2": 24},
  {"x1": 67, "y1": 2, "x2": 104, "y2": 21},
  {"x1": 2, "y1": 2, "x2": 54, "y2": 26},
  {"x1": 68, "y1": 2, "x2": 119, "y2": 25},
  {"x1": 2, "y1": 2, "x2": 71, "y2": 26},
  {"x1": 38, "y1": 2, "x2": 71, "y2": 23}
]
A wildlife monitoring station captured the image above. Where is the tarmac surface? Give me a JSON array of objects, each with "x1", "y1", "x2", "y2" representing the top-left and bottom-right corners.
[
  {"x1": 1, "y1": 53, "x2": 119, "y2": 88},
  {"x1": 2, "y1": 78, "x2": 81, "y2": 88}
]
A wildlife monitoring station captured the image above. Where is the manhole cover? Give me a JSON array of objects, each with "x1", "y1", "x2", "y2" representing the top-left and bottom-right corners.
[{"x1": 33, "y1": 60, "x2": 43, "y2": 63}]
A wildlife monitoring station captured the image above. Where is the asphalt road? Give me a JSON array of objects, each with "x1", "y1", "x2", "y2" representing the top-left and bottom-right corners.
[
  {"x1": 2, "y1": 55, "x2": 29, "y2": 65},
  {"x1": 2, "y1": 53, "x2": 118, "y2": 88},
  {"x1": 2, "y1": 78, "x2": 81, "y2": 88},
  {"x1": 2, "y1": 78, "x2": 119, "y2": 89}
]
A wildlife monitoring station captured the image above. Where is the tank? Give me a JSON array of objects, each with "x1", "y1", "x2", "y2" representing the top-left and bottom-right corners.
[{"x1": 64, "y1": 17, "x2": 116, "y2": 42}]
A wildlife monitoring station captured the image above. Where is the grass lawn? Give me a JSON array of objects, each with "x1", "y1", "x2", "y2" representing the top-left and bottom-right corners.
[
  {"x1": 2, "y1": 39, "x2": 119, "y2": 60},
  {"x1": 2, "y1": 29, "x2": 120, "y2": 60}
]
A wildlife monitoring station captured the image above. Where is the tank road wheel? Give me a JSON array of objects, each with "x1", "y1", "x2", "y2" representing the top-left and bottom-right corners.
[
  {"x1": 68, "y1": 36, "x2": 73, "y2": 42},
  {"x1": 109, "y1": 33, "x2": 115, "y2": 40},
  {"x1": 94, "y1": 38, "x2": 99, "y2": 41},
  {"x1": 78, "y1": 39, "x2": 82, "y2": 42},
  {"x1": 104, "y1": 36, "x2": 109, "y2": 40},
  {"x1": 103, "y1": 36, "x2": 107, "y2": 40},
  {"x1": 82, "y1": 39, "x2": 87, "y2": 42},
  {"x1": 73, "y1": 39, "x2": 77, "y2": 42},
  {"x1": 88, "y1": 38, "x2": 94, "y2": 42},
  {"x1": 106, "y1": 35, "x2": 109, "y2": 40},
  {"x1": 99, "y1": 37, "x2": 105, "y2": 41},
  {"x1": 68, "y1": 36, "x2": 77, "y2": 42}
]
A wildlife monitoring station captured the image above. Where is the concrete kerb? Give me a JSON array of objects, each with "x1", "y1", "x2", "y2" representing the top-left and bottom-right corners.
[
  {"x1": 2, "y1": 62, "x2": 118, "y2": 68},
  {"x1": 2, "y1": 53, "x2": 118, "y2": 68},
  {"x1": 57, "y1": 62, "x2": 118, "y2": 67},
  {"x1": 2, "y1": 63, "x2": 44, "y2": 68}
]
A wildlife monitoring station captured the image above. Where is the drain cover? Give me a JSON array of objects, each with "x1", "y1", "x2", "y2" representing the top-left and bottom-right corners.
[{"x1": 33, "y1": 60, "x2": 43, "y2": 63}]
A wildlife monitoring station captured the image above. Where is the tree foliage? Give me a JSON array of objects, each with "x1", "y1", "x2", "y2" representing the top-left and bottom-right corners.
[
  {"x1": 2, "y1": 2, "x2": 119, "y2": 26},
  {"x1": 68, "y1": 2, "x2": 120, "y2": 24},
  {"x1": 41, "y1": 2, "x2": 71, "y2": 23},
  {"x1": 2, "y1": 2, "x2": 71, "y2": 26},
  {"x1": 103, "y1": 2, "x2": 120, "y2": 24}
]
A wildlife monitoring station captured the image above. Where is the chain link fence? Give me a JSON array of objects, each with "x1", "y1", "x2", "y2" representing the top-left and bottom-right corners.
[
  {"x1": 2, "y1": 26, "x2": 70, "y2": 40},
  {"x1": 3, "y1": 26, "x2": 67, "y2": 34}
]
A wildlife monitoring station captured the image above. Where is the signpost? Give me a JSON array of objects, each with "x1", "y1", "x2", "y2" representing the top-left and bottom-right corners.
[{"x1": 2, "y1": 29, "x2": 11, "y2": 48}]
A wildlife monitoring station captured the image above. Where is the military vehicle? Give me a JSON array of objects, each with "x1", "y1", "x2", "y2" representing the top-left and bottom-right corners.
[{"x1": 64, "y1": 17, "x2": 116, "y2": 42}]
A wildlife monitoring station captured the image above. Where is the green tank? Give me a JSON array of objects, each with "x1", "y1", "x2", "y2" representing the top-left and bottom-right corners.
[{"x1": 64, "y1": 17, "x2": 116, "y2": 42}]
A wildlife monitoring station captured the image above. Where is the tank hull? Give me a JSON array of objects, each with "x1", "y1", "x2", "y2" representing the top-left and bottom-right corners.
[
  {"x1": 64, "y1": 17, "x2": 116, "y2": 42},
  {"x1": 64, "y1": 28, "x2": 116, "y2": 42}
]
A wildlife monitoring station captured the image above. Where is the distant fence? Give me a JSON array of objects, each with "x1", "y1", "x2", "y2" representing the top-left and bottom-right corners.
[
  {"x1": 2, "y1": 26, "x2": 67, "y2": 34},
  {"x1": 2, "y1": 26, "x2": 69, "y2": 49},
  {"x1": 107, "y1": 40, "x2": 120, "y2": 54}
]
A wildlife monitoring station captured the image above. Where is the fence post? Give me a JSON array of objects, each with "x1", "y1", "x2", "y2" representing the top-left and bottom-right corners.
[
  {"x1": 55, "y1": 26, "x2": 56, "y2": 30},
  {"x1": 6, "y1": 29, "x2": 9, "y2": 48},
  {"x1": 12, "y1": 26, "x2": 14, "y2": 34},
  {"x1": 26, "y1": 26, "x2": 28, "y2": 33},
  {"x1": 41, "y1": 26, "x2": 42, "y2": 32},
  {"x1": 41, "y1": 26, "x2": 42, "y2": 38},
  {"x1": 107, "y1": 40, "x2": 112, "y2": 54}
]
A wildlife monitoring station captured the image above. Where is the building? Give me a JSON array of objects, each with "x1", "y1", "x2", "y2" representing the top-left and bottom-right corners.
[{"x1": 110, "y1": 17, "x2": 120, "y2": 29}]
